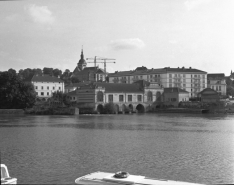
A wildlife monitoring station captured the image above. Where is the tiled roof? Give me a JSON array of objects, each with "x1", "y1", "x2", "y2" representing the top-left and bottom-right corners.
[
  {"x1": 31, "y1": 75, "x2": 64, "y2": 82},
  {"x1": 164, "y1": 87, "x2": 189, "y2": 93},
  {"x1": 108, "y1": 67, "x2": 206, "y2": 77},
  {"x1": 94, "y1": 82, "x2": 143, "y2": 93},
  {"x1": 207, "y1": 73, "x2": 225, "y2": 79}
]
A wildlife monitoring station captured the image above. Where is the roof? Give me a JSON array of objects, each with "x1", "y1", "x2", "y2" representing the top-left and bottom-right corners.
[
  {"x1": 77, "y1": 82, "x2": 143, "y2": 93},
  {"x1": 67, "y1": 90, "x2": 76, "y2": 96},
  {"x1": 164, "y1": 87, "x2": 189, "y2": 93},
  {"x1": 31, "y1": 74, "x2": 64, "y2": 83},
  {"x1": 198, "y1": 88, "x2": 219, "y2": 95},
  {"x1": 95, "y1": 82, "x2": 143, "y2": 93},
  {"x1": 207, "y1": 73, "x2": 225, "y2": 79},
  {"x1": 108, "y1": 67, "x2": 206, "y2": 77}
]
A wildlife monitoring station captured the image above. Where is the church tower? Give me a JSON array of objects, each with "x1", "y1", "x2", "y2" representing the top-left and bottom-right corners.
[{"x1": 77, "y1": 49, "x2": 87, "y2": 71}]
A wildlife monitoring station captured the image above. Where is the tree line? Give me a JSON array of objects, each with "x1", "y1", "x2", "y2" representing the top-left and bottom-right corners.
[{"x1": 7, "y1": 67, "x2": 80, "y2": 84}]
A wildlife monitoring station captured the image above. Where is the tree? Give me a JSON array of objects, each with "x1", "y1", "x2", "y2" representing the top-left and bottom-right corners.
[
  {"x1": 43, "y1": 67, "x2": 53, "y2": 75},
  {"x1": 53, "y1": 68, "x2": 62, "y2": 77},
  {"x1": 0, "y1": 71, "x2": 36, "y2": 109},
  {"x1": 8, "y1": 68, "x2": 16, "y2": 75}
]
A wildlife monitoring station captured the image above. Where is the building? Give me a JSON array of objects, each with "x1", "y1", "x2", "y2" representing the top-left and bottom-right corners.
[
  {"x1": 108, "y1": 66, "x2": 207, "y2": 97},
  {"x1": 72, "y1": 80, "x2": 163, "y2": 113},
  {"x1": 207, "y1": 73, "x2": 226, "y2": 95},
  {"x1": 163, "y1": 87, "x2": 190, "y2": 107},
  {"x1": 31, "y1": 74, "x2": 64, "y2": 100},
  {"x1": 72, "y1": 49, "x2": 106, "y2": 82},
  {"x1": 197, "y1": 88, "x2": 220, "y2": 103}
]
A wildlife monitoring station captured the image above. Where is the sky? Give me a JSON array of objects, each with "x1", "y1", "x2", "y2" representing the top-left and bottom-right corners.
[{"x1": 0, "y1": 0, "x2": 234, "y2": 75}]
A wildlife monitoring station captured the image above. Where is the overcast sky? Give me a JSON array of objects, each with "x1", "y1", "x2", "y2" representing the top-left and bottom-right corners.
[{"x1": 0, "y1": 0, "x2": 234, "y2": 75}]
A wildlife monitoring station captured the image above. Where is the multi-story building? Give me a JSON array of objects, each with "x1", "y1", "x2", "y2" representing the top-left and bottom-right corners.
[
  {"x1": 108, "y1": 66, "x2": 207, "y2": 97},
  {"x1": 207, "y1": 73, "x2": 226, "y2": 95},
  {"x1": 31, "y1": 74, "x2": 64, "y2": 100}
]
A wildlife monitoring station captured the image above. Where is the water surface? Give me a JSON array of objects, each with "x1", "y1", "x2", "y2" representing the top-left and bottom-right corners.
[{"x1": 0, "y1": 113, "x2": 234, "y2": 184}]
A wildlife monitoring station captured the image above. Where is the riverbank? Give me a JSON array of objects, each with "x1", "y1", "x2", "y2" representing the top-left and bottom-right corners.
[
  {"x1": 0, "y1": 109, "x2": 24, "y2": 114},
  {"x1": 153, "y1": 108, "x2": 209, "y2": 113}
]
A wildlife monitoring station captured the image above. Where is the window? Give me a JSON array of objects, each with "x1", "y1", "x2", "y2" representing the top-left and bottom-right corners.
[
  {"x1": 97, "y1": 91, "x2": 104, "y2": 102},
  {"x1": 169, "y1": 79, "x2": 172, "y2": 83},
  {"x1": 147, "y1": 91, "x2": 153, "y2": 101},
  {"x1": 41, "y1": 86, "x2": 43, "y2": 90},
  {"x1": 73, "y1": 97, "x2": 75, "y2": 100},
  {"x1": 137, "y1": 95, "x2": 142, "y2": 102},
  {"x1": 59, "y1": 87, "x2": 61, "y2": 90},
  {"x1": 183, "y1": 84, "x2": 186, "y2": 87},
  {"x1": 47, "y1": 86, "x2": 49, "y2": 90},
  {"x1": 219, "y1": 86, "x2": 221, "y2": 91},
  {"x1": 108, "y1": 94, "x2": 113, "y2": 102},
  {"x1": 41, "y1": 92, "x2": 44, "y2": 96},
  {"x1": 47, "y1": 92, "x2": 49, "y2": 96},
  {"x1": 183, "y1": 74, "x2": 185, "y2": 77},
  {"x1": 169, "y1": 74, "x2": 172, "y2": 78},
  {"x1": 171, "y1": 98, "x2": 177, "y2": 102},
  {"x1": 169, "y1": 84, "x2": 172, "y2": 87},
  {"x1": 119, "y1": 95, "x2": 124, "y2": 102},
  {"x1": 216, "y1": 86, "x2": 218, "y2": 91},
  {"x1": 35, "y1": 86, "x2": 38, "y2": 89},
  {"x1": 128, "y1": 95, "x2": 132, "y2": 102}
]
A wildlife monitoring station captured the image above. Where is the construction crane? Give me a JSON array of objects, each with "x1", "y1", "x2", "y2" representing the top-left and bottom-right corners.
[{"x1": 86, "y1": 56, "x2": 116, "y2": 74}]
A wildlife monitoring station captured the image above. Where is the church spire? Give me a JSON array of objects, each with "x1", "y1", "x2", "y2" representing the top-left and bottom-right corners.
[{"x1": 77, "y1": 46, "x2": 87, "y2": 71}]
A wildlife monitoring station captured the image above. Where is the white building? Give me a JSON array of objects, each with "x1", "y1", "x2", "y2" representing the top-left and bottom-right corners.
[
  {"x1": 207, "y1": 73, "x2": 226, "y2": 95},
  {"x1": 31, "y1": 74, "x2": 64, "y2": 100},
  {"x1": 108, "y1": 66, "x2": 207, "y2": 97}
]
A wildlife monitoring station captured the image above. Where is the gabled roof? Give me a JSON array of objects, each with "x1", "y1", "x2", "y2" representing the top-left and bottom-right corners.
[
  {"x1": 198, "y1": 88, "x2": 218, "y2": 95},
  {"x1": 207, "y1": 73, "x2": 225, "y2": 79},
  {"x1": 31, "y1": 74, "x2": 64, "y2": 83},
  {"x1": 164, "y1": 87, "x2": 189, "y2": 93}
]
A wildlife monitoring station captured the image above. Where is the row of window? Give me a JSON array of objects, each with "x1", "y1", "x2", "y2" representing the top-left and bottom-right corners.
[
  {"x1": 35, "y1": 86, "x2": 61, "y2": 90},
  {"x1": 37, "y1": 92, "x2": 50, "y2": 96},
  {"x1": 211, "y1": 86, "x2": 222, "y2": 91},
  {"x1": 169, "y1": 74, "x2": 205, "y2": 78}
]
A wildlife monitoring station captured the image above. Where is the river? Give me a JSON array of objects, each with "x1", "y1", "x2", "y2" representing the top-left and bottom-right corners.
[{"x1": 0, "y1": 113, "x2": 234, "y2": 184}]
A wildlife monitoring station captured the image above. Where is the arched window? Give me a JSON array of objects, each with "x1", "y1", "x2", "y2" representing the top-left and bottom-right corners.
[
  {"x1": 97, "y1": 91, "x2": 104, "y2": 102},
  {"x1": 147, "y1": 91, "x2": 153, "y2": 101},
  {"x1": 156, "y1": 91, "x2": 161, "y2": 102}
]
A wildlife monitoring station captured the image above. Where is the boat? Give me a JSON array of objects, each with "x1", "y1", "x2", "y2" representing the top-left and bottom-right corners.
[
  {"x1": 1, "y1": 164, "x2": 17, "y2": 184},
  {"x1": 75, "y1": 171, "x2": 204, "y2": 185}
]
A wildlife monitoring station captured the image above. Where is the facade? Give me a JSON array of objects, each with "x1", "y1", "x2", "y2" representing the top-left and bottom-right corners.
[
  {"x1": 163, "y1": 87, "x2": 190, "y2": 107},
  {"x1": 108, "y1": 66, "x2": 207, "y2": 97},
  {"x1": 74, "y1": 81, "x2": 163, "y2": 112},
  {"x1": 72, "y1": 49, "x2": 106, "y2": 82},
  {"x1": 31, "y1": 74, "x2": 64, "y2": 100},
  {"x1": 207, "y1": 73, "x2": 226, "y2": 95}
]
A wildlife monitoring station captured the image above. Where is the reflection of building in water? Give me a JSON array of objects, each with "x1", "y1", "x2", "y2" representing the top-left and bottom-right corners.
[{"x1": 72, "y1": 49, "x2": 105, "y2": 82}]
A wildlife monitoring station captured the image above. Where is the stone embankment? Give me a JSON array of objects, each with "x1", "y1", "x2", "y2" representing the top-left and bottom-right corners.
[{"x1": 0, "y1": 109, "x2": 24, "y2": 114}]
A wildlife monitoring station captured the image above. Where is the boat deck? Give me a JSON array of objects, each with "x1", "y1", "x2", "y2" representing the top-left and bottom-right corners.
[{"x1": 75, "y1": 171, "x2": 203, "y2": 185}]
